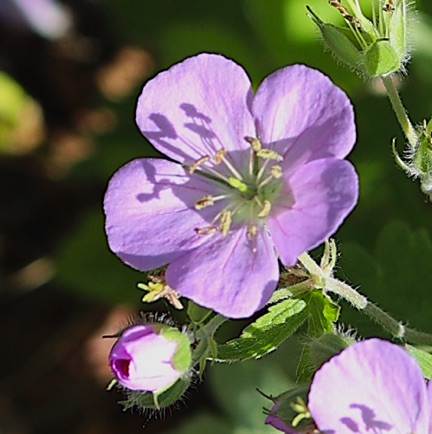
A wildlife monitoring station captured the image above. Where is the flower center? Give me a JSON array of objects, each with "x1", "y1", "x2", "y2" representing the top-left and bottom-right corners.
[{"x1": 189, "y1": 137, "x2": 283, "y2": 238}]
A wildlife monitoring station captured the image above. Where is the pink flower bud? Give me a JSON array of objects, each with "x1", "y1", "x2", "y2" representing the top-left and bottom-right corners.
[{"x1": 109, "y1": 324, "x2": 191, "y2": 392}]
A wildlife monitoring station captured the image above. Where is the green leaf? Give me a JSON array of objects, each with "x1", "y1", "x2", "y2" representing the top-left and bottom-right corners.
[
  {"x1": 296, "y1": 291, "x2": 340, "y2": 382},
  {"x1": 303, "y1": 290, "x2": 340, "y2": 337},
  {"x1": 215, "y1": 299, "x2": 308, "y2": 362},
  {"x1": 406, "y1": 344, "x2": 432, "y2": 379}
]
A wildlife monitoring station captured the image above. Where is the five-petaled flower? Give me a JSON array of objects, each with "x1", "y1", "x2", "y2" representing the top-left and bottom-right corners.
[
  {"x1": 104, "y1": 53, "x2": 358, "y2": 318},
  {"x1": 308, "y1": 338, "x2": 432, "y2": 433}
]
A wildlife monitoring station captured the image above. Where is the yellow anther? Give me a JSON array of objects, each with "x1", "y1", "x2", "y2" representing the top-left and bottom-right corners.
[
  {"x1": 195, "y1": 195, "x2": 215, "y2": 210},
  {"x1": 257, "y1": 199, "x2": 272, "y2": 218},
  {"x1": 247, "y1": 224, "x2": 258, "y2": 240},
  {"x1": 195, "y1": 226, "x2": 217, "y2": 235},
  {"x1": 219, "y1": 209, "x2": 232, "y2": 235},
  {"x1": 270, "y1": 165, "x2": 282, "y2": 179},
  {"x1": 188, "y1": 155, "x2": 210, "y2": 173},
  {"x1": 244, "y1": 136, "x2": 262, "y2": 152},
  {"x1": 214, "y1": 148, "x2": 227, "y2": 164},
  {"x1": 256, "y1": 149, "x2": 283, "y2": 161}
]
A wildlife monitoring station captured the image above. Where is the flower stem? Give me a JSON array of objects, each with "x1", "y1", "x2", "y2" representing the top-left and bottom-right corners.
[
  {"x1": 298, "y1": 252, "x2": 432, "y2": 345},
  {"x1": 381, "y1": 75, "x2": 418, "y2": 148}
]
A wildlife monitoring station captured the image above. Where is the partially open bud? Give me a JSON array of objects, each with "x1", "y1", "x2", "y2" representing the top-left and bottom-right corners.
[
  {"x1": 307, "y1": 0, "x2": 412, "y2": 78},
  {"x1": 265, "y1": 386, "x2": 313, "y2": 433},
  {"x1": 109, "y1": 323, "x2": 192, "y2": 394}
]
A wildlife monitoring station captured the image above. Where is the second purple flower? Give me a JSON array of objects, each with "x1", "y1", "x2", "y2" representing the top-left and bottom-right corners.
[{"x1": 104, "y1": 53, "x2": 358, "y2": 318}]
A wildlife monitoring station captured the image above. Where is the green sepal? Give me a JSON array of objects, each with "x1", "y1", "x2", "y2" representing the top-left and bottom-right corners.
[
  {"x1": 160, "y1": 326, "x2": 192, "y2": 374},
  {"x1": 363, "y1": 39, "x2": 401, "y2": 76},
  {"x1": 307, "y1": 6, "x2": 362, "y2": 70},
  {"x1": 187, "y1": 301, "x2": 212, "y2": 324},
  {"x1": 120, "y1": 377, "x2": 190, "y2": 411},
  {"x1": 406, "y1": 344, "x2": 432, "y2": 379},
  {"x1": 308, "y1": 332, "x2": 355, "y2": 369},
  {"x1": 214, "y1": 298, "x2": 308, "y2": 362},
  {"x1": 389, "y1": 0, "x2": 408, "y2": 59}
]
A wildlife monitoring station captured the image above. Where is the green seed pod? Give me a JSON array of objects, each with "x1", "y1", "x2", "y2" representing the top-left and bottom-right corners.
[
  {"x1": 363, "y1": 39, "x2": 401, "y2": 76},
  {"x1": 307, "y1": 6, "x2": 362, "y2": 71}
]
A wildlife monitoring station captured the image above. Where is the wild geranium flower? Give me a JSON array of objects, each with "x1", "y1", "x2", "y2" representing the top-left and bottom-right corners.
[
  {"x1": 308, "y1": 338, "x2": 432, "y2": 433},
  {"x1": 104, "y1": 53, "x2": 358, "y2": 318},
  {"x1": 109, "y1": 324, "x2": 192, "y2": 393}
]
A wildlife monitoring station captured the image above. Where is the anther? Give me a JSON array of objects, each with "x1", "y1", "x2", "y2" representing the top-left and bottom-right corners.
[
  {"x1": 195, "y1": 195, "x2": 215, "y2": 210},
  {"x1": 270, "y1": 165, "x2": 282, "y2": 179},
  {"x1": 383, "y1": 0, "x2": 395, "y2": 12},
  {"x1": 256, "y1": 149, "x2": 283, "y2": 161},
  {"x1": 219, "y1": 209, "x2": 232, "y2": 235},
  {"x1": 188, "y1": 155, "x2": 210, "y2": 173},
  {"x1": 329, "y1": 0, "x2": 361, "y2": 28},
  {"x1": 247, "y1": 224, "x2": 258, "y2": 240},
  {"x1": 257, "y1": 199, "x2": 272, "y2": 218},
  {"x1": 194, "y1": 226, "x2": 217, "y2": 235},
  {"x1": 244, "y1": 136, "x2": 262, "y2": 152},
  {"x1": 214, "y1": 148, "x2": 227, "y2": 164}
]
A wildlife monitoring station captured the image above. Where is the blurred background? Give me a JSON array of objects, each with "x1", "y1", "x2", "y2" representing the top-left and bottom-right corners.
[{"x1": 1, "y1": 0, "x2": 431, "y2": 433}]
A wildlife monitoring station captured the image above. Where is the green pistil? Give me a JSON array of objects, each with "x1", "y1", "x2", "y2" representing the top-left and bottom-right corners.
[{"x1": 228, "y1": 177, "x2": 251, "y2": 195}]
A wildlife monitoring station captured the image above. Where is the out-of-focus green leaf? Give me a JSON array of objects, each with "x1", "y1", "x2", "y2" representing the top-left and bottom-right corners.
[
  {"x1": 55, "y1": 210, "x2": 143, "y2": 304},
  {"x1": 406, "y1": 344, "x2": 432, "y2": 379}
]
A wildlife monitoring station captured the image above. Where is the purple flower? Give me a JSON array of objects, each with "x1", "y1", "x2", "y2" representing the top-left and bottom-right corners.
[
  {"x1": 109, "y1": 324, "x2": 191, "y2": 392},
  {"x1": 104, "y1": 53, "x2": 358, "y2": 318},
  {"x1": 308, "y1": 338, "x2": 432, "y2": 433}
]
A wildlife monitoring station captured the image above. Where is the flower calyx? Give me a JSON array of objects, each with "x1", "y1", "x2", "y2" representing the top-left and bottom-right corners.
[{"x1": 307, "y1": 0, "x2": 412, "y2": 77}]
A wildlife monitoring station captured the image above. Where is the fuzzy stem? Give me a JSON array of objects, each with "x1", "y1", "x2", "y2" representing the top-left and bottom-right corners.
[
  {"x1": 381, "y1": 75, "x2": 418, "y2": 148},
  {"x1": 298, "y1": 252, "x2": 432, "y2": 345}
]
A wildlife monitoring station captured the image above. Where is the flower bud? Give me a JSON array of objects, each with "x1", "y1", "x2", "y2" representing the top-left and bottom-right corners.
[
  {"x1": 412, "y1": 119, "x2": 432, "y2": 200},
  {"x1": 265, "y1": 386, "x2": 311, "y2": 433},
  {"x1": 308, "y1": 0, "x2": 412, "y2": 78},
  {"x1": 393, "y1": 118, "x2": 432, "y2": 201},
  {"x1": 308, "y1": 332, "x2": 355, "y2": 369},
  {"x1": 109, "y1": 323, "x2": 192, "y2": 393}
]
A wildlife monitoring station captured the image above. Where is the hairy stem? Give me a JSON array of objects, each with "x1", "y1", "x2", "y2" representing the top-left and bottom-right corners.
[
  {"x1": 381, "y1": 75, "x2": 418, "y2": 148},
  {"x1": 299, "y1": 252, "x2": 432, "y2": 345}
]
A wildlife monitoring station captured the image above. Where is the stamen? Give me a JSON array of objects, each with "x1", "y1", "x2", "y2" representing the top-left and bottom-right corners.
[
  {"x1": 270, "y1": 165, "x2": 282, "y2": 179},
  {"x1": 256, "y1": 149, "x2": 283, "y2": 161},
  {"x1": 188, "y1": 155, "x2": 210, "y2": 173},
  {"x1": 329, "y1": 0, "x2": 361, "y2": 27},
  {"x1": 195, "y1": 226, "x2": 217, "y2": 235},
  {"x1": 214, "y1": 148, "x2": 227, "y2": 164},
  {"x1": 195, "y1": 195, "x2": 214, "y2": 210},
  {"x1": 257, "y1": 199, "x2": 272, "y2": 218},
  {"x1": 247, "y1": 224, "x2": 258, "y2": 240},
  {"x1": 244, "y1": 136, "x2": 262, "y2": 152},
  {"x1": 219, "y1": 209, "x2": 232, "y2": 235},
  {"x1": 218, "y1": 152, "x2": 244, "y2": 181},
  {"x1": 383, "y1": 0, "x2": 394, "y2": 12}
]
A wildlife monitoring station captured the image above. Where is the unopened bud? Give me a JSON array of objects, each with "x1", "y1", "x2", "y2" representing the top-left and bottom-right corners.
[{"x1": 109, "y1": 323, "x2": 192, "y2": 400}]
